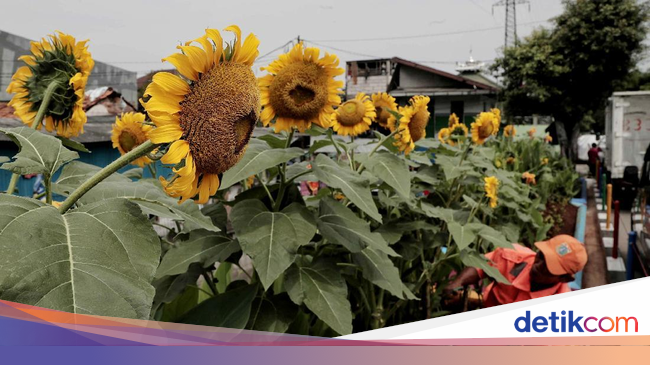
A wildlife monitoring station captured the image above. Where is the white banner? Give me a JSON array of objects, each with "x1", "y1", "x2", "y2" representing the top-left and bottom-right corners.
[{"x1": 343, "y1": 277, "x2": 650, "y2": 340}]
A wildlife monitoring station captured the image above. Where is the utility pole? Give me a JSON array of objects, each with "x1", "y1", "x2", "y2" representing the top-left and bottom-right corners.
[{"x1": 493, "y1": 0, "x2": 530, "y2": 49}]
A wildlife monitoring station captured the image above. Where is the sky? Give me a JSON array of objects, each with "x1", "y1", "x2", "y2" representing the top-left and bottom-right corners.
[{"x1": 1, "y1": 0, "x2": 568, "y2": 77}]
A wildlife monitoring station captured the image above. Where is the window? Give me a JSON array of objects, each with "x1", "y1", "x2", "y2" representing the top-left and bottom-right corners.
[{"x1": 451, "y1": 101, "x2": 464, "y2": 122}]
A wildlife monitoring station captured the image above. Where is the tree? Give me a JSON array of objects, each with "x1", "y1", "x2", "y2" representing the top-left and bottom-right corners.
[{"x1": 493, "y1": 0, "x2": 649, "y2": 145}]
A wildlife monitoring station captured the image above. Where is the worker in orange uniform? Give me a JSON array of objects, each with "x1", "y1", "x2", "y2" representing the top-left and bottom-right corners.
[{"x1": 444, "y1": 235, "x2": 588, "y2": 307}]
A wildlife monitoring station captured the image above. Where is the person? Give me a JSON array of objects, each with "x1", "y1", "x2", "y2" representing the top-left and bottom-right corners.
[
  {"x1": 587, "y1": 143, "x2": 602, "y2": 177},
  {"x1": 444, "y1": 235, "x2": 587, "y2": 308}
]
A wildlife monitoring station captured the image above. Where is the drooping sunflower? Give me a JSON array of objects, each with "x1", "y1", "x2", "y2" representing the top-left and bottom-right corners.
[
  {"x1": 470, "y1": 111, "x2": 499, "y2": 145},
  {"x1": 6, "y1": 31, "x2": 94, "y2": 138},
  {"x1": 484, "y1": 176, "x2": 499, "y2": 208},
  {"x1": 111, "y1": 112, "x2": 153, "y2": 167},
  {"x1": 450, "y1": 123, "x2": 468, "y2": 142},
  {"x1": 449, "y1": 113, "x2": 460, "y2": 128},
  {"x1": 503, "y1": 125, "x2": 516, "y2": 138},
  {"x1": 371, "y1": 92, "x2": 398, "y2": 128},
  {"x1": 438, "y1": 128, "x2": 451, "y2": 144},
  {"x1": 331, "y1": 93, "x2": 376, "y2": 136},
  {"x1": 388, "y1": 95, "x2": 431, "y2": 154},
  {"x1": 439, "y1": 123, "x2": 469, "y2": 146},
  {"x1": 141, "y1": 26, "x2": 261, "y2": 204},
  {"x1": 259, "y1": 43, "x2": 343, "y2": 133},
  {"x1": 522, "y1": 171, "x2": 536, "y2": 185}
]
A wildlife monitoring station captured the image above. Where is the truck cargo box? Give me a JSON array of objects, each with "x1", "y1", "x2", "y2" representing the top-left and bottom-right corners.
[{"x1": 605, "y1": 91, "x2": 650, "y2": 179}]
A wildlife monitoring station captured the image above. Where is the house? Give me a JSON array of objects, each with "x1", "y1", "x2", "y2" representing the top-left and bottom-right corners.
[{"x1": 345, "y1": 57, "x2": 500, "y2": 137}]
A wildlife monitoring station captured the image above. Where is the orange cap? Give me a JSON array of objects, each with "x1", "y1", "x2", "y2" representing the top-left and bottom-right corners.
[{"x1": 534, "y1": 235, "x2": 588, "y2": 276}]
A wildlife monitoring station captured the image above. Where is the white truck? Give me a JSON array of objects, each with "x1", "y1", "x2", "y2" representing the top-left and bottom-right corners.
[{"x1": 605, "y1": 91, "x2": 650, "y2": 179}]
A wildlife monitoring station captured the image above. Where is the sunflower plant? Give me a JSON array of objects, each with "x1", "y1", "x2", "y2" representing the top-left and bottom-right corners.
[{"x1": 0, "y1": 30, "x2": 578, "y2": 337}]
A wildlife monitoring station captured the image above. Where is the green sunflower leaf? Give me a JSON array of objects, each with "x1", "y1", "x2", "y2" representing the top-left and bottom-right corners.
[
  {"x1": 155, "y1": 230, "x2": 240, "y2": 278},
  {"x1": 356, "y1": 151, "x2": 411, "y2": 198},
  {"x1": 0, "y1": 195, "x2": 160, "y2": 319},
  {"x1": 460, "y1": 250, "x2": 509, "y2": 284},
  {"x1": 312, "y1": 154, "x2": 382, "y2": 222},
  {"x1": 285, "y1": 259, "x2": 353, "y2": 335},
  {"x1": 0, "y1": 126, "x2": 78, "y2": 179},
  {"x1": 180, "y1": 284, "x2": 257, "y2": 329},
  {"x1": 448, "y1": 222, "x2": 483, "y2": 250},
  {"x1": 55, "y1": 177, "x2": 219, "y2": 233},
  {"x1": 247, "y1": 293, "x2": 299, "y2": 333},
  {"x1": 317, "y1": 197, "x2": 397, "y2": 256},
  {"x1": 219, "y1": 139, "x2": 304, "y2": 190},
  {"x1": 56, "y1": 136, "x2": 90, "y2": 153},
  {"x1": 231, "y1": 200, "x2": 315, "y2": 290},
  {"x1": 352, "y1": 247, "x2": 406, "y2": 299}
]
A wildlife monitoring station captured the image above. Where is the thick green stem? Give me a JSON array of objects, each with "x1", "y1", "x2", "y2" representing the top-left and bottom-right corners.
[
  {"x1": 357, "y1": 129, "x2": 400, "y2": 173},
  {"x1": 328, "y1": 131, "x2": 342, "y2": 161},
  {"x1": 147, "y1": 164, "x2": 157, "y2": 179},
  {"x1": 6, "y1": 80, "x2": 60, "y2": 196},
  {"x1": 445, "y1": 142, "x2": 472, "y2": 207},
  {"x1": 45, "y1": 177, "x2": 52, "y2": 204},
  {"x1": 58, "y1": 140, "x2": 157, "y2": 213},
  {"x1": 273, "y1": 129, "x2": 294, "y2": 212},
  {"x1": 257, "y1": 173, "x2": 275, "y2": 206}
]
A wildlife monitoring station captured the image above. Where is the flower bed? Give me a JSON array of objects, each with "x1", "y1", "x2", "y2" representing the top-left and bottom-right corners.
[{"x1": 0, "y1": 27, "x2": 580, "y2": 336}]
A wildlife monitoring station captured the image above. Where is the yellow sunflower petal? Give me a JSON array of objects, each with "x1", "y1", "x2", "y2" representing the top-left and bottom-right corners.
[
  {"x1": 163, "y1": 53, "x2": 198, "y2": 81},
  {"x1": 161, "y1": 140, "x2": 190, "y2": 164}
]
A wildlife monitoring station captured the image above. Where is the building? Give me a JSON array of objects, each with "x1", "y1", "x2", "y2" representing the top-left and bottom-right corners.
[
  {"x1": 0, "y1": 30, "x2": 137, "y2": 104},
  {"x1": 0, "y1": 30, "x2": 142, "y2": 196},
  {"x1": 345, "y1": 57, "x2": 500, "y2": 137}
]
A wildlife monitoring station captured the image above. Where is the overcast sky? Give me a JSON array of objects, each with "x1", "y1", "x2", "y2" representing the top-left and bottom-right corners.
[{"x1": 1, "y1": 0, "x2": 572, "y2": 76}]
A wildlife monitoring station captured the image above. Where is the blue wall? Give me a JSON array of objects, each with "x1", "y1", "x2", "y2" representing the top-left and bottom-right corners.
[{"x1": 0, "y1": 141, "x2": 172, "y2": 196}]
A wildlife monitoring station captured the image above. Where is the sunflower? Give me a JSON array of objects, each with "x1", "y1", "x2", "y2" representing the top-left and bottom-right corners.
[
  {"x1": 388, "y1": 95, "x2": 430, "y2": 154},
  {"x1": 470, "y1": 111, "x2": 498, "y2": 145},
  {"x1": 331, "y1": 93, "x2": 376, "y2": 136},
  {"x1": 450, "y1": 123, "x2": 468, "y2": 141},
  {"x1": 371, "y1": 92, "x2": 398, "y2": 128},
  {"x1": 491, "y1": 108, "x2": 501, "y2": 124},
  {"x1": 503, "y1": 125, "x2": 516, "y2": 138},
  {"x1": 484, "y1": 176, "x2": 499, "y2": 208},
  {"x1": 449, "y1": 113, "x2": 460, "y2": 128},
  {"x1": 522, "y1": 171, "x2": 536, "y2": 185},
  {"x1": 6, "y1": 32, "x2": 94, "y2": 138},
  {"x1": 545, "y1": 134, "x2": 553, "y2": 143},
  {"x1": 438, "y1": 128, "x2": 451, "y2": 144},
  {"x1": 259, "y1": 43, "x2": 343, "y2": 133},
  {"x1": 141, "y1": 26, "x2": 261, "y2": 204},
  {"x1": 111, "y1": 112, "x2": 153, "y2": 167},
  {"x1": 528, "y1": 127, "x2": 537, "y2": 138},
  {"x1": 440, "y1": 123, "x2": 468, "y2": 146}
]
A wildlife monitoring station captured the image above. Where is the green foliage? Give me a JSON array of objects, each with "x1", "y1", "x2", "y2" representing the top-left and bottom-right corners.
[
  {"x1": 0, "y1": 195, "x2": 160, "y2": 319},
  {"x1": 0, "y1": 118, "x2": 578, "y2": 336},
  {"x1": 0, "y1": 127, "x2": 78, "y2": 178},
  {"x1": 493, "y1": 0, "x2": 649, "y2": 132}
]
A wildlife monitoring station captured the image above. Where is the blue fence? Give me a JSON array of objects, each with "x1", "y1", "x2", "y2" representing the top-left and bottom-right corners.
[{"x1": 0, "y1": 142, "x2": 172, "y2": 197}]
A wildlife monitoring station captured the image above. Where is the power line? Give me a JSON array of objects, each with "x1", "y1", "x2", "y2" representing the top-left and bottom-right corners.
[
  {"x1": 309, "y1": 19, "x2": 548, "y2": 43},
  {"x1": 302, "y1": 40, "x2": 380, "y2": 59},
  {"x1": 257, "y1": 40, "x2": 293, "y2": 60},
  {"x1": 468, "y1": 0, "x2": 494, "y2": 15}
]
